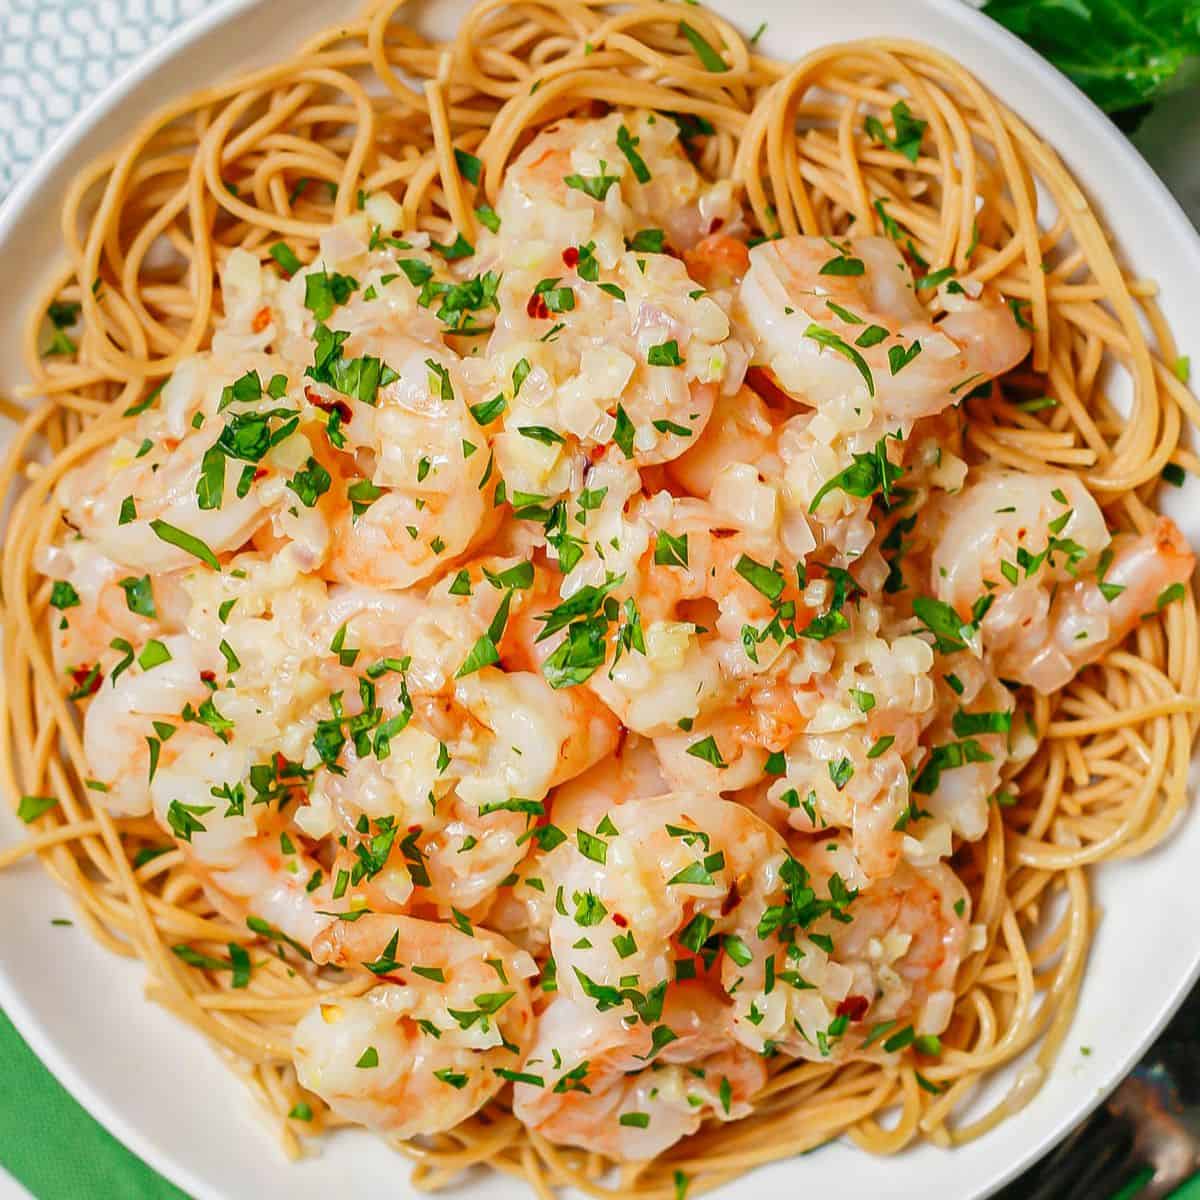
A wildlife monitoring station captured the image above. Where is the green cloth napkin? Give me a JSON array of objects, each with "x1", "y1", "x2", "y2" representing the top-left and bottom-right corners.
[{"x1": 0, "y1": 1008, "x2": 188, "y2": 1199}]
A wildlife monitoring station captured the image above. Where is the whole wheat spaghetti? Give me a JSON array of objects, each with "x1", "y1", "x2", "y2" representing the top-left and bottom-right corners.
[{"x1": 2, "y1": 2, "x2": 1199, "y2": 1197}]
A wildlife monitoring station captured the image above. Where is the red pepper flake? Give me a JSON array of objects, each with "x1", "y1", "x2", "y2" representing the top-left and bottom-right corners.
[
  {"x1": 612, "y1": 913, "x2": 628, "y2": 928},
  {"x1": 720, "y1": 878, "x2": 741, "y2": 917},
  {"x1": 252, "y1": 306, "x2": 272, "y2": 333},
  {"x1": 836, "y1": 994, "x2": 870, "y2": 1022},
  {"x1": 305, "y1": 387, "x2": 352, "y2": 424},
  {"x1": 561, "y1": 246, "x2": 580, "y2": 269},
  {"x1": 70, "y1": 664, "x2": 103, "y2": 696},
  {"x1": 526, "y1": 292, "x2": 550, "y2": 320},
  {"x1": 200, "y1": 670, "x2": 217, "y2": 684}
]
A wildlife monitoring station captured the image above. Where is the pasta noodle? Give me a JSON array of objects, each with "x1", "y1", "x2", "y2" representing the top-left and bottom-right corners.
[{"x1": 2, "y1": 1, "x2": 1198, "y2": 1195}]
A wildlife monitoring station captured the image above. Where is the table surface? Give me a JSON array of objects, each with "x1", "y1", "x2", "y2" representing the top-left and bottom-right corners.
[{"x1": 0, "y1": 4, "x2": 1198, "y2": 1200}]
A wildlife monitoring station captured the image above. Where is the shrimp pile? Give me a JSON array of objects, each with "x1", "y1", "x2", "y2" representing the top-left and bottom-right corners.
[{"x1": 33, "y1": 110, "x2": 1195, "y2": 1166}]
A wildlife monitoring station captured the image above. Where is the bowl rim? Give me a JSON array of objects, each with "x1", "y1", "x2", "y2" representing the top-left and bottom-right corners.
[{"x1": 1, "y1": 2, "x2": 1198, "y2": 1198}]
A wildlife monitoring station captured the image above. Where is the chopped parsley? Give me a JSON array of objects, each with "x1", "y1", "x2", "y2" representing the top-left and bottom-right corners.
[{"x1": 863, "y1": 100, "x2": 927, "y2": 163}]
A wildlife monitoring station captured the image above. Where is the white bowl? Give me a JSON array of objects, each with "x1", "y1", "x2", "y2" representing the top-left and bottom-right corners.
[{"x1": 2, "y1": 2, "x2": 1198, "y2": 1198}]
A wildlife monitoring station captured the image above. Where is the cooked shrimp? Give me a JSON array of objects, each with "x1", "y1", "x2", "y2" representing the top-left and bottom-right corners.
[
  {"x1": 931, "y1": 471, "x2": 1108, "y2": 617},
  {"x1": 37, "y1": 539, "x2": 190, "y2": 677},
  {"x1": 683, "y1": 232, "x2": 751, "y2": 292},
  {"x1": 544, "y1": 793, "x2": 789, "y2": 1019},
  {"x1": 793, "y1": 838, "x2": 969, "y2": 1044},
  {"x1": 572, "y1": 490, "x2": 808, "y2": 737},
  {"x1": 294, "y1": 913, "x2": 536, "y2": 1138},
  {"x1": 513, "y1": 984, "x2": 765, "y2": 1159},
  {"x1": 547, "y1": 735, "x2": 666, "y2": 833},
  {"x1": 57, "y1": 417, "x2": 271, "y2": 576},
  {"x1": 932, "y1": 471, "x2": 1195, "y2": 691},
  {"x1": 748, "y1": 728, "x2": 911, "y2": 880},
  {"x1": 744, "y1": 629, "x2": 942, "y2": 879},
  {"x1": 665, "y1": 382, "x2": 779, "y2": 499},
  {"x1": 739, "y1": 236, "x2": 1030, "y2": 420},
  {"x1": 54, "y1": 352, "x2": 323, "y2": 574},
  {"x1": 718, "y1": 837, "x2": 966, "y2": 1062},
  {"x1": 653, "y1": 679, "x2": 808, "y2": 794},
  {"x1": 299, "y1": 638, "x2": 618, "y2": 917},
  {"x1": 473, "y1": 117, "x2": 750, "y2": 499},
  {"x1": 182, "y1": 827, "x2": 344, "y2": 951},
  {"x1": 481, "y1": 258, "x2": 731, "y2": 497},
  {"x1": 496, "y1": 113, "x2": 740, "y2": 258},
  {"x1": 326, "y1": 343, "x2": 493, "y2": 591},
  {"x1": 489, "y1": 738, "x2": 665, "y2": 953},
  {"x1": 81, "y1": 634, "x2": 218, "y2": 816}
]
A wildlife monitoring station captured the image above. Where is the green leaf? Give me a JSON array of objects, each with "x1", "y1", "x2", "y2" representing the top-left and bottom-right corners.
[
  {"x1": 475, "y1": 204, "x2": 501, "y2": 233},
  {"x1": 18, "y1": 795, "x2": 58, "y2": 823},
  {"x1": 804, "y1": 323, "x2": 875, "y2": 396},
  {"x1": 48, "y1": 300, "x2": 80, "y2": 329},
  {"x1": 809, "y1": 435, "x2": 901, "y2": 512},
  {"x1": 647, "y1": 339, "x2": 683, "y2": 367},
  {"x1": 123, "y1": 380, "x2": 167, "y2": 418},
  {"x1": 395, "y1": 258, "x2": 434, "y2": 287},
  {"x1": 1157, "y1": 581, "x2": 1186, "y2": 610},
  {"x1": 456, "y1": 634, "x2": 500, "y2": 678},
  {"x1": 863, "y1": 100, "x2": 927, "y2": 162},
  {"x1": 454, "y1": 148, "x2": 483, "y2": 185},
  {"x1": 542, "y1": 619, "x2": 608, "y2": 689},
  {"x1": 686, "y1": 735, "x2": 727, "y2": 769},
  {"x1": 734, "y1": 554, "x2": 785, "y2": 600},
  {"x1": 819, "y1": 253, "x2": 865, "y2": 277},
  {"x1": 654, "y1": 530, "x2": 689, "y2": 568},
  {"x1": 612, "y1": 404, "x2": 636, "y2": 458},
  {"x1": 888, "y1": 340, "x2": 922, "y2": 375},
  {"x1": 138, "y1": 639, "x2": 172, "y2": 670},
  {"x1": 981, "y1": 0, "x2": 1200, "y2": 119},
  {"x1": 912, "y1": 594, "x2": 969, "y2": 653},
  {"x1": 149, "y1": 519, "x2": 219, "y2": 570},
  {"x1": 430, "y1": 233, "x2": 475, "y2": 260},
  {"x1": 470, "y1": 394, "x2": 507, "y2": 425},
  {"x1": 678, "y1": 20, "x2": 729, "y2": 72},
  {"x1": 166, "y1": 799, "x2": 212, "y2": 843},
  {"x1": 564, "y1": 168, "x2": 619, "y2": 201},
  {"x1": 518, "y1": 425, "x2": 566, "y2": 446},
  {"x1": 532, "y1": 277, "x2": 575, "y2": 313},
  {"x1": 230, "y1": 940, "x2": 249, "y2": 988},
  {"x1": 304, "y1": 269, "x2": 358, "y2": 320},
  {"x1": 916, "y1": 266, "x2": 956, "y2": 291},
  {"x1": 269, "y1": 242, "x2": 302, "y2": 276},
  {"x1": 868, "y1": 735, "x2": 895, "y2": 758},
  {"x1": 628, "y1": 228, "x2": 665, "y2": 253},
  {"x1": 287, "y1": 457, "x2": 332, "y2": 508},
  {"x1": 952, "y1": 708, "x2": 1013, "y2": 737},
  {"x1": 616, "y1": 125, "x2": 652, "y2": 183},
  {"x1": 49, "y1": 581, "x2": 81, "y2": 610}
]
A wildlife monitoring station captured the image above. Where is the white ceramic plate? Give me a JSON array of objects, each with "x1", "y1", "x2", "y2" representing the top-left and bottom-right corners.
[{"x1": 2, "y1": 2, "x2": 1199, "y2": 1198}]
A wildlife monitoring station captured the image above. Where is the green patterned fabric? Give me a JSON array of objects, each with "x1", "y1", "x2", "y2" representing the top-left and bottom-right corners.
[{"x1": 0, "y1": 1008, "x2": 188, "y2": 1199}]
